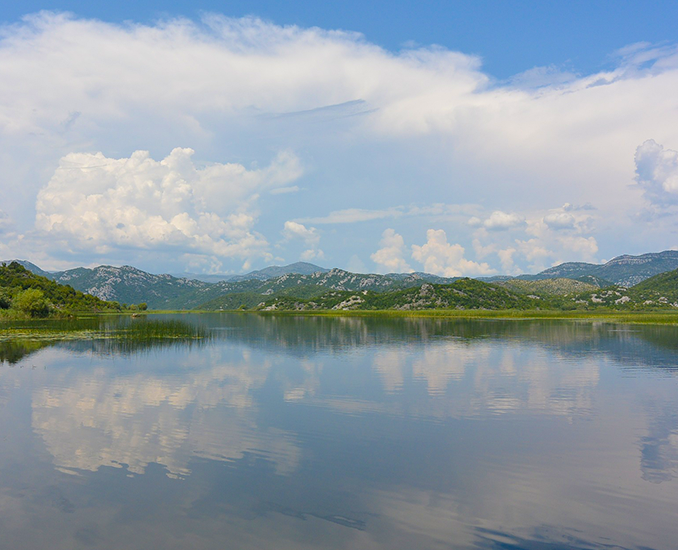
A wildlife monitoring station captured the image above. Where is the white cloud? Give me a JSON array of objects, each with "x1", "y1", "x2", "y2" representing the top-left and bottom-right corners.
[
  {"x1": 411, "y1": 229, "x2": 494, "y2": 277},
  {"x1": 299, "y1": 208, "x2": 402, "y2": 225},
  {"x1": 371, "y1": 228, "x2": 412, "y2": 273},
  {"x1": 1, "y1": 13, "x2": 678, "y2": 270},
  {"x1": 557, "y1": 235, "x2": 598, "y2": 259},
  {"x1": 482, "y1": 211, "x2": 525, "y2": 231},
  {"x1": 282, "y1": 220, "x2": 323, "y2": 261},
  {"x1": 282, "y1": 221, "x2": 319, "y2": 245},
  {"x1": 635, "y1": 139, "x2": 678, "y2": 206},
  {"x1": 543, "y1": 211, "x2": 576, "y2": 230},
  {"x1": 35, "y1": 148, "x2": 302, "y2": 262},
  {"x1": 497, "y1": 247, "x2": 518, "y2": 274}
]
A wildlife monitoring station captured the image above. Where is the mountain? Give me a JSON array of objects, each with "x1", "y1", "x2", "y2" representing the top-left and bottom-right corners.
[
  {"x1": 50, "y1": 265, "x2": 213, "y2": 309},
  {"x1": 171, "y1": 262, "x2": 328, "y2": 283},
  {"x1": 227, "y1": 262, "x2": 328, "y2": 282},
  {"x1": 590, "y1": 251, "x2": 678, "y2": 286},
  {"x1": 524, "y1": 262, "x2": 597, "y2": 280},
  {"x1": 170, "y1": 272, "x2": 236, "y2": 283},
  {"x1": 10, "y1": 250, "x2": 678, "y2": 311},
  {"x1": 523, "y1": 251, "x2": 678, "y2": 286},
  {"x1": 256, "y1": 279, "x2": 545, "y2": 311},
  {"x1": 385, "y1": 271, "x2": 457, "y2": 284},
  {"x1": 196, "y1": 269, "x2": 458, "y2": 310}
]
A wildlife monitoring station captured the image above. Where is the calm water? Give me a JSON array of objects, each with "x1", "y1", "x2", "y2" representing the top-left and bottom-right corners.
[{"x1": 1, "y1": 314, "x2": 678, "y2": 550}]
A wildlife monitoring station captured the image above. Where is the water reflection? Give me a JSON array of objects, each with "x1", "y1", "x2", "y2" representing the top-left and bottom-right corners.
[
  {"x1": 1, "y1": 315, "x2": 678, "y2": 549},
  {"x1": 30, "y1": 349, "x2": 300, "y2": 478}
]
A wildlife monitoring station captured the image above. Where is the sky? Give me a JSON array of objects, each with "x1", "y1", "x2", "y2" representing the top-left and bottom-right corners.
[{"x1": 1, "y1": 1, "x2": 678, "y2": 276}]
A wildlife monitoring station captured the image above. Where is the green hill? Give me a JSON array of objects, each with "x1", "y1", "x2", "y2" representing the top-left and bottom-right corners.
[
  {"x1": 498, "y1": 277, "x2": 598, "y2": 296},
  {"x1": 256, "y1": 279, "x2": 547, "y2": 311},
  {"x1": 0, "y1": 262, "x2": 122, "y2": 317}
]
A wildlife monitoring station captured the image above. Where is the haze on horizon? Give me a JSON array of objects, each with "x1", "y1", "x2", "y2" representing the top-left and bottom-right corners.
[{"x1": 1, "y1": 2, "x2": 678, "y2": 277}]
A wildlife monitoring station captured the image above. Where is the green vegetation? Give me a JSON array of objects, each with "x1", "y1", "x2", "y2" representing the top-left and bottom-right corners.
[
  {"x1": 0, "y1": 262, "x2": 141, "y2": 318},
  {"x1": 13, "y1": 288, "x2": 50, "y2": 317},
  {"x1": 256, "y1": 279, "x2": 546, "y2": 311},
  {"x1": 499, "y1": 277, "x2": 598, "y2": 296},
  {"x1": 0, "y1": 316, "x2": 208, "y2": 363}
]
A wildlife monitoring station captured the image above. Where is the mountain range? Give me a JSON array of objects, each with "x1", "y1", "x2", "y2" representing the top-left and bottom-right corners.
[
  {"x1": 517, "y1": 251, "x2": 678, "y2": 286},
  {"x1": 4, "y1": 250, "x2": 678, "y2": 310}
]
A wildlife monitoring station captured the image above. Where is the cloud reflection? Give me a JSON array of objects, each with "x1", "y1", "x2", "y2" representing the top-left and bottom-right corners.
[{"x1": 31, "y1": 353, "x2": 300, "y2": 477}]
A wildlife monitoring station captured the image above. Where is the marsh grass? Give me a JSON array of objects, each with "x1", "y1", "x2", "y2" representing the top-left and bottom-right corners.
[
  {"x1": 0, "y1": 316, "x2": 208, "y2": 363},
  {"x1": 248, "y1": 308, "x2": 678, "y2": 324}
]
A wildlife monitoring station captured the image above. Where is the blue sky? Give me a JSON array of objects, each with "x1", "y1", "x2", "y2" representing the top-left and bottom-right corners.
[
  {"x1": 1, "y1": 2, "x2": 678, "y2": 275},
  {"x1": 4, "y1": 0, "x2": 677, "y2": 78}
]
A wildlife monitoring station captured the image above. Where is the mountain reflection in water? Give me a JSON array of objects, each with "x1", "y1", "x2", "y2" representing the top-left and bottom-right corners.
[{"x1": 0, "y1": 314, "x2": 677, "y2": 549}]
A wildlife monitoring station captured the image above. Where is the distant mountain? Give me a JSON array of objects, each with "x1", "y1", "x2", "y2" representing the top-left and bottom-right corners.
[
  {"x1": 49, "y1": 265, "x2": 213, "y2": 309},
  {"x1": 522, "y1": 251, "x2": 678, "y2": 286},
  {"x1": 197, "y1": 268, "x2": 447, "y2": 310},
  {"x1": 524, "y1": 262, "x2": 597, "y2": 280},
  {"x1": 171, "y1": 262, "x2": 328, "y2": 284},
  {"x1": 170, "y1": 272, "x2": 236, "y2": 283},
  {"x1": 11, "y1": 250, "x2": 678, "y2": 311},
  {"x1": 227, "y1": 262, "x2": 328, "y2": 282}
]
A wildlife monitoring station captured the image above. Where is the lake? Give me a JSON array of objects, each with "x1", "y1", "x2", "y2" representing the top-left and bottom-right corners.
[{"x1": 1, "y1": 314, "x2": 677, "y2": 549}]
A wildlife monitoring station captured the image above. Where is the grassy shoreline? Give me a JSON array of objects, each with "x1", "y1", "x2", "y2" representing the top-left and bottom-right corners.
[
  {"x1": 125, "y1": 308, "x2": 678, "y2": 325},
  {"x1": 4, "y1": 309, "x2": 678, "y2": 327}
]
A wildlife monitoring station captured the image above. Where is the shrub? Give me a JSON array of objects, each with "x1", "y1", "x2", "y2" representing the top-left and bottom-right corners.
[
  {"x1": 13, "y1": 288, "x2": 50, "y2": 317},
  {"x1": 0, "y1": 288, "x2": 11, "y2": 309}
]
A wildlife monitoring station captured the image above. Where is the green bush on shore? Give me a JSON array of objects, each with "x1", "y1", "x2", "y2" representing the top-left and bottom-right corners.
[{"x1": 13, "y1": 288, "x2": 50, "y2": 317}]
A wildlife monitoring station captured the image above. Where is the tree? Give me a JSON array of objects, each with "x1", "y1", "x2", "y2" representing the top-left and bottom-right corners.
[
  {"x1": 0, "y1": 288, "x2": 11, "y2": 309},
  {"x1": 13, "y1": 288, "x2": 50, "y2": 317},
  {"x1": 138, "y1": 303, "x2": 148, "y2": 311}
]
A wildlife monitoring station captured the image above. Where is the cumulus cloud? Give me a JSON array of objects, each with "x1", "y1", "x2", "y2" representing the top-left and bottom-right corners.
[
  {"x1": 411, "y1": 229, "x2": 494, "y2": 276},
  {"x1": 35, "y1": 148, "x2": 302, "y2": 262},
  {"x1": 282, "y1": 220, "x2": 324, "y2": 260},
  {"x1": 1, "y1": 13, "x2": 678, "y2": 270},
  {"x1": 497, "y1": 247, "x2": 518, "y2": 274},
  {"x1": 464, "y1": 202, "x2": 599, "y2": 273},
  {"x1": 481, "y1": 211, "x2": 525, "y2": 231},
  {"x1": 635, "y1": 139, "x2": 678, "y2": 206},
  {"x1": 370, "y1": 228, "x2": 412, "y2": 273},
  {"x1": 543, "y1": 211, "x2": 576, "y2": 230}
]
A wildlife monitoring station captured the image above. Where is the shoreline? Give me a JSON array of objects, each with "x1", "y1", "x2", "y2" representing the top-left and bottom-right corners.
[
  {"x1": 4, "y1": 309, "x2": 678, "y2": 327},
  {"x1": 119, "y1": 309, "x2": 678, "y2": 325}
]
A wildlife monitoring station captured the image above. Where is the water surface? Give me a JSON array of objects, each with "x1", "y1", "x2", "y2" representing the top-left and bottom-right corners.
[{"x1": 1, "y1": 314, "x2": 677, "y2": 549}]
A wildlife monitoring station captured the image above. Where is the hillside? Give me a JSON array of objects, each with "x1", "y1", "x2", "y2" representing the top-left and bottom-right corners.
[
  {"x1": 172, "y1": 261, "x2": 328, "y2": 283},
  {"x1": 524, "y1": 262, "x2": 597, "y2": 280},
  {"x1": 523, "y1": 251, "x2": 678, "y2": 286},
  {"x1": 196, "y1": 269, "x2": 459, "y2": 310},
  {"x1": 256, "y1": 279, "x2": 546, "y2": 311},
  {"x1": 498, "y1": 277, "x2": 598, "y2": 296},
  {"x1": 9, "y1": 250, "x2": 678, "y2": 311},
  {"x1": 49, "y1": 265, "x2": 214, "y2": 310},
  {"x1": 0, "y1": 262, "x2": 121, "y2": 315}
]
